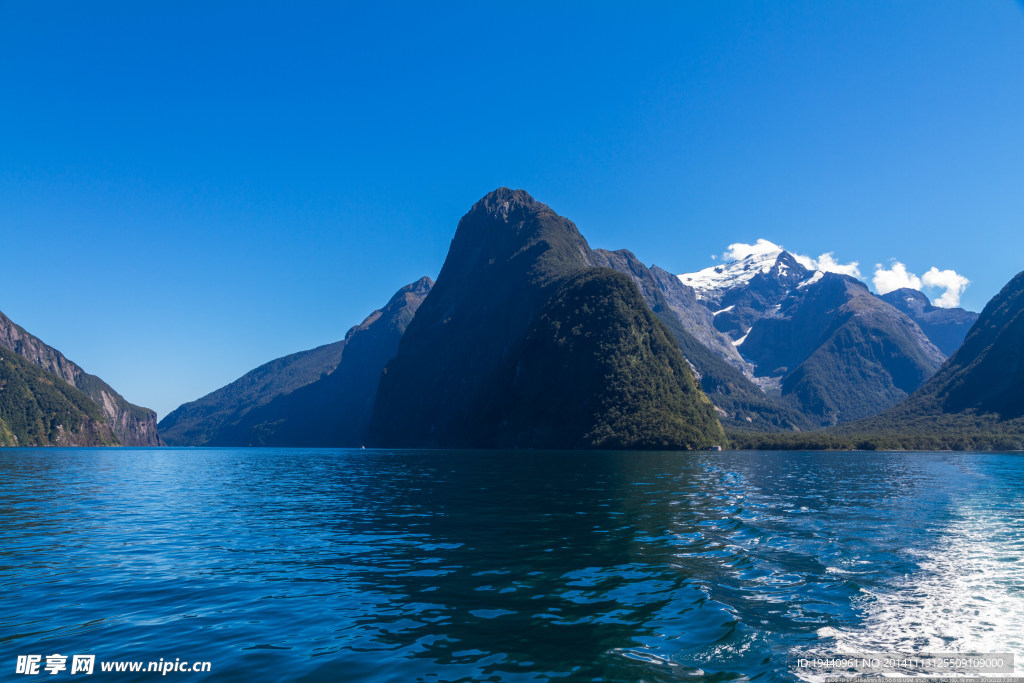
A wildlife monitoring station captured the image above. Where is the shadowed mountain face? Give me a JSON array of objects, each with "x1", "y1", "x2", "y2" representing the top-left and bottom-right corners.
[
  {"x1": 217, "y1": 277, "x2": 433, "y2": 446},
  {"x1": 879, "y1": 288, "x2": 978, "y2": 356},
  {"x1": 740, "y1": 274, "x2": 945, "y2": 425},
  {"x1": 368, "y1": 188, "x2": 726, "y2": 449},
  {"x1": 477, "y1": 269, "x2": 725, "y2": 449},
  {"x1": 159, "y1": 277, "x2": 432, "y2": 447},
  {"x1": 0, "y1": 309, "x2": 159, "y2": 446},
  {"x1": 812, "y1": 269, "x2": 1024, "y2": 450},
  {"x1": 158, "y1": 341, "x2": 346, "y2": 445},
  {"x1": 909, "y1": 269, "x2": 1024, "y2": 418}
]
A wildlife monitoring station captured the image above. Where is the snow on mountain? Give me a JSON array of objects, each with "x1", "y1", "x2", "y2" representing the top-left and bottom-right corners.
[
  {"x1": 678, "y1": 241, "x2": 787, "y2": 293},
  {"x1": 798, "y1": 271, "x2": 824, "y2": 288},
  {"x1": 678, "y1": 239, "x2": 822, "y2": 295}
]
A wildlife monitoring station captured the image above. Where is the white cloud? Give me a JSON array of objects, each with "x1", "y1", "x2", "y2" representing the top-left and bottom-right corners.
[
  {"x1": 722, "y1": 238, "x2": 781, "y2": 261},
  {"x1": 791, "y1": 253, "x2": 814, "y2": 270},
  {"x1": 721, "y1": 239, "x2": 860, "y2": 278},
  {"x1": 795, "y1": 251, "x2": 861, "y2": 279},
  {"x1": 873, "y1": 261, "x2": 922, "y2": 294},
  {"x1": 872, "y1": 261, "x2": 970, "y2": 308},
  {"x1": 922, "y1": 267, "x2": 970, "y2": 308},
  {"x1": 708, "y1": 240, "x2": 968, "y2": 308}
]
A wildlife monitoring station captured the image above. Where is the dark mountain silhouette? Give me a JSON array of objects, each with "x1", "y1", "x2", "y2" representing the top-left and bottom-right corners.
[
  {"x1": 159, "y1": 278, "x2": 432, "y2": 446},
  {"x1": 368, "y1": 188, "x2": 725, "y2": 449}
]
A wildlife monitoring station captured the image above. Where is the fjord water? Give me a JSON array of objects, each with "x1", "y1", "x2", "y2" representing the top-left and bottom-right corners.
[{"x1": 2, "y1": 449, "x2": 1022, "y2": 682}]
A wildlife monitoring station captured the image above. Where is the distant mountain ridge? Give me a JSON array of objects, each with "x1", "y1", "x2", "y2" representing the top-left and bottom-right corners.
[
  {"x1": 0, "y1": 309, "x2": 160, "y2": 446},
  {"x1": 889, "y1": 268, "x2": 1024, "y2": 420},
  {"x1": 158, "y1": 189, "x2": 1009, "y2": 450},
  {"x1": 157, "y1": 339, "x2": 346, "y2": 446},
  {"x1": 879, "y1": 288, "x2": 978, "y2": 356},
  {"x1": 675, "y1": 246, "x2": 967, "y2": 425},
  {"x1": 736, "y1": 268, "x2": 1024, "y2": 450},
  {"x1": 159, "y1": 277, "x2": 433, "y2": 446}
]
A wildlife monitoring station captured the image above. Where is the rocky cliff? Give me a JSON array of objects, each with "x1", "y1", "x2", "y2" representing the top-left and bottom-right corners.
[{"x1": 0, "y1": 309, "x2": 160, "y2": 446}]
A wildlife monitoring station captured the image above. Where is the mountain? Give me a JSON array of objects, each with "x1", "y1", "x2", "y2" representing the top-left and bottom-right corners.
[
  {"x1": 211, "y1": 277, "x2": 432, "y2": 446},
  {"x1": 368, "y1": 188, "x2": 726, "y2": 449},
  {"x1": 591, "y1": 249, "x2": 747, "y2": 370},
  {"x1": 736, "y1": 269, "x2": 1024, "y2": 450},
  {"x1": 678, "y1": 247, "x2": 948, "y2": 426},
  {"x1": 879, "y1": 288, "x2": 978, "y2": 355},
  {"x1": 870, "y1": 269, "x2": 1024, "y2": 425},
  {"x1": 684, "y1": 250, "x2": 817, "y2": 341},
  {"x1": 158, "y1": 340, "x2": 346, "y2": 446},
  {"x1": 479, "y1": 268, "x2": 725, "y2": 449},
  {"x1": 589, "y1": 248, "x2": 810, "y2": 431},
  {"x1": 741, "y1": 274, "x2": 945, "y2": 424},
  {"x1": 0, "y1": 349, "x2": 117, "y2": 446},
  {"x1": 0, "y1": 309, "x2": 160, "y2": 446},
  {"x1": 159, "y1": 277, "x2": 432, "y2": 446}
]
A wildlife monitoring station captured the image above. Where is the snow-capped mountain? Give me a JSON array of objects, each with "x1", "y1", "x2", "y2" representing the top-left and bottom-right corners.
[
  {"x1": 679, "y1": 249, "x2": 817, "y2": 341},
  {"x1": 680, "y1": 242, "x2": 797, "y2": 293},
  {"x1": 672, "y1": 242, "x2": 969, "y2": 426},
  {"x1": 678, "y1": 243, "x2": 822, "y2": 309}
]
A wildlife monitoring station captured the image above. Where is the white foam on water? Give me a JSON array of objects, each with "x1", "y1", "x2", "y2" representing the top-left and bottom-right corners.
[{"x1": 801, "y1": 505, "x2": 1024, "y2": 679}]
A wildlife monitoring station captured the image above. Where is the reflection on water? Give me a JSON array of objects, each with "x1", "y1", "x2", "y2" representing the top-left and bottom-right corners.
[{"x1": 0, "y1": 449, "x2": 1021, "y2": 682}]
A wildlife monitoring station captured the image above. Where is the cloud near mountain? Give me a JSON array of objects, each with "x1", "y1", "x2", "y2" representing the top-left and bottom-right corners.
[
  {"x1": 710, "y1": 241, "x2": 969, "y2": 309},
  {"x1": 922, "y1": 267, "x2": 971, "y2": 308},
  {"x1": 719, "y1": 239, "x2": 861, "y2": 279},
  {"x1": 874, "y1": 261, "x2": 970, "y2": 308},
  {"x1": 873, "y1": 261, "x2": 922, "y2": 293}
]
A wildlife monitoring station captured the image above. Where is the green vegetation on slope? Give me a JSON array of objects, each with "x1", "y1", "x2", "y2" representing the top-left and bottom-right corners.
[
  {"x1": 0, "y1": 351, "x2": 117, "y2": 446},
  {"x1": 0, "y1": 308, "x2": 160, "y2": 446},
  {"x1": 590, "y1": 248, "x2": 811, "y2": 431},
  {"x1": 483, "y1": 268, "x2": 726, "y2": 449}
]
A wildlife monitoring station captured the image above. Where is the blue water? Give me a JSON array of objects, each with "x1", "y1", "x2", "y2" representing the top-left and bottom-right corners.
[{"x1": 1, "y1": 449, "x2": 1023, "y2": 682}]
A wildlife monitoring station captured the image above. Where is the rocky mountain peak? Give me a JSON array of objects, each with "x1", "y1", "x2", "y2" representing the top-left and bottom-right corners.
[
  {"x1": 438, "y1": 189, "x2": 591, "y2": 292},
  {"x1": 678, "y1": 246, "x2": 815, "y2": 300},
  {"x1": 879, "y1": 286, "x2": 979, "y2": 356},
  {"x1": 469, "y1": 187, "x2": 543, "y2": 223},
  {"x1": 880, "y1": 287, "x2": 932, "y2": 315}
]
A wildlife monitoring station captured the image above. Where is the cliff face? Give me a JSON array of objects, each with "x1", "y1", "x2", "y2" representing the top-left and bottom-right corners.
[
  {"x1": 0, "y1": 350, "x2": 118, "y2": 446},
  {"x1": 0, "y1": 310, "x2": 161, "y2": 446}
]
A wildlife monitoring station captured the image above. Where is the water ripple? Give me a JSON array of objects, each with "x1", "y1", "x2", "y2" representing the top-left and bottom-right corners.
[{"x1": 0, "y1": 449, "x2": 1021, "y2": 681}]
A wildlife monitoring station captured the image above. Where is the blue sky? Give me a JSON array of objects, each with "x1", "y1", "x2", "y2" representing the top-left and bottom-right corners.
[{"x1": 1, "y1": 1, "x2": 1022, "y2": 418}]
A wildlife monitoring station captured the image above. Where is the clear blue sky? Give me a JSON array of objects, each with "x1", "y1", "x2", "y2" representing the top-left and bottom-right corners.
[{"x1": 1, "y1": 1, "x2": 1022, "y2": 418}]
